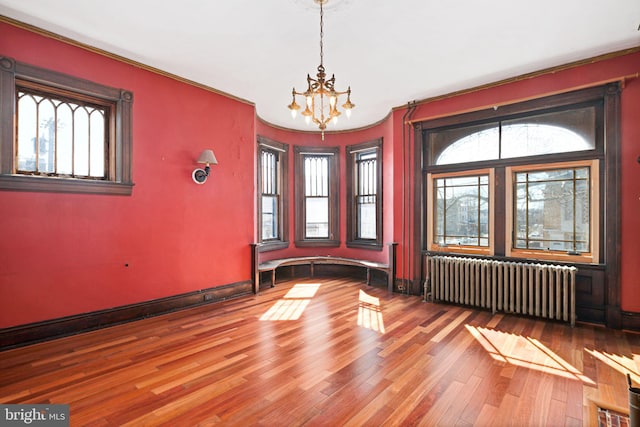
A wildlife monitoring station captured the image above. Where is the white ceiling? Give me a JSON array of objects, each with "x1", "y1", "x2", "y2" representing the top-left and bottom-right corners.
[{"x1": 1, "y1": 0, "x2": 639, "y2": 132}]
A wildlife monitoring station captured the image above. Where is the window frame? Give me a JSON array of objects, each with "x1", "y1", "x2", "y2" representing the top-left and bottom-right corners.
[
  {"x1": 294, "y1": 145, "x2": 340, "y2": 247},
  {"x1": 0, "y1": 55, "x2": 133, "y2": 195},
  {"x1": 505, "y1": 159, "x2": 599, "y2": 264},
  {"x1": 427, "y1": 168, "x2": 495, "y2": 256},
  {"x1": 346, "y1": 138, "x2": 383, "y2": 250},
  {"x1": 257, "y1": 136, "x2": 289, "y2": 251},
  {"x1": 420, "y1": 85, "x2": 611, "y2": 266}
]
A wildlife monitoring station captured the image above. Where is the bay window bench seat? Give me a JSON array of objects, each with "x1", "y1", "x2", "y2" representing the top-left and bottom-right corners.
[{"x1": 250, "y1": 243, "x2": 397, "y2": 294}]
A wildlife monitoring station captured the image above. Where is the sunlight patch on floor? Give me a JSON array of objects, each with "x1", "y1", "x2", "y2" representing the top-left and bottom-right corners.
[
  {"x1": 358, "y1": 290, "x2": 385, "y2": 333},
  {"x1": 284, "y1": 283, "x2": 321, "y2": 299},
  {"x1": 260, "y1": 283, "x2": 321, "y2": 321},
  {"x1": 466, "y1": 325, "x2": 595, "y2": 384},
  {"x1": 586, "y1": 348, "x2": 640, "y2": 384}
]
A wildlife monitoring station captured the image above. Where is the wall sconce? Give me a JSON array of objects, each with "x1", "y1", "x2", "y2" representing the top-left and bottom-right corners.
[{"x1": 192, "y1": 149, "x2": 218, "y2": 184}]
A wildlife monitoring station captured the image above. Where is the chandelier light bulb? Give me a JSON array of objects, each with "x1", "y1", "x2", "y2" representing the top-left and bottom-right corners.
[
  {"x1": 288, "y1": 89, "x2": 301, "y2": 119},
  {"x1": 329, "y1": 94, "x2": 337, "y2": 109}
]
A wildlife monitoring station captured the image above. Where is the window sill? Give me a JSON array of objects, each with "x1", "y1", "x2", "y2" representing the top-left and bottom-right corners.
[
  {"x1": 429, "y1": 245, "x2": 493, "y2": 256},
  {"x1": 258, "y1": 241, "x2": 289, "y2": 252},
  {"x1": 508, "y1": 249, "x2": 596, "y2": 265},
  {"x1": 346, "y1": 241, "x2": 383, "y2": 251},
  {"x1": 295, "y1": 239, "x2": 340, "y2": 248},
  {"x1": 0, "y1": 175, "x2": 134, "y2": 195}
]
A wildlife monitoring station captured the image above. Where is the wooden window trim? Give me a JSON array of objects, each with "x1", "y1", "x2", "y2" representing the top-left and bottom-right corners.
[
  {"x1": 257, "y1": 136, "x2": 289, "y2": 252},
  {"x1": 427, "y1": 168, "x2": 495, "y2": 256},
  {"x1": 346, "y1": 138, "x2": 383, "y2": 250},
  {"x1": 0, "y1": 55, "x2": 133, "y2": 195},
  {"x1": 294, "y1": 145, "x2": 340, "y2": 248},
  {"x1": 505, "y1": 159, "x2": 599, "y2": 264}
]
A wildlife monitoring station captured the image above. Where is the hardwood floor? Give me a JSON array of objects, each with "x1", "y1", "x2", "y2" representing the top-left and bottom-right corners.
[{"x1": 1, "y1": 276, "x2": 638, "y2": 426}]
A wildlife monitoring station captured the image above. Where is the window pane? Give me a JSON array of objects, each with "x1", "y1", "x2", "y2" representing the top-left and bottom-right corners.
[
  {"x1": 16, "y1": 87, "x2": 110, "y2": 180},
  {"x1": 38, "y1": 99, "x2": 56, "y2": 173},
  {"x1": 358, "y1": 157, "x2": 376, "y2": 195},
  {"x1": 431, "y1": 107, "x2": 596, "y2": 165},
  {"x1": 306, "y1": 197, "x2": 328, "y2": 238},
  {"x1": 56, "y1": 103, "x2": 73, "y2": 175},
  {"x1": 74, "y1": 108, "x2": 89, "y2": 176},
  {"x1": 259, "y1": 143, "x2": 288, "y2": 245},
  {"x1": 479, "y1": 183, "x2": 489, "y2": 239},
  {"x1": 261, "y1": 195, "x2": 278, "y2": 240},
  {"x1": 502, "y1": 107, "x2": 595, "y2": 158},
  {"x1": 305, "y1": 156, "x2": 328, "y2": 196},
  {"x1": 515, "y1": 182, "x2": 532, "y2": 246},
  {"x1": 432, "y1": 122, "x2": 499, "y2": 165},
  {"x1": 304, "y1": 154, "x2": 330, "y2": 238},
  {"x1": 17, "y1": 93, "x2": 37, "y2": 172},
  {"x1": 575, "y1": 179, "x2": 590, "y2": 252},
  {"x1": 513, "y1": 167, "x2": 590, "y2": 253},
  {"x1": 357, "y1": 195, "x2": 376, "y2": 239},
  {"x1": 355, "y1": 150, "x2": 377, "y2": 240},
  {"x1": 435, "y1": 186, "x2": 445, "y2": 245},
  {"x1": 262, "y1": 150, "x2": 276, "y2": 194},
  {"x1": 434, "y1": 175, "x2": 489, "y2": 246},
  {"x1": 89, "y1": 110, "x2": 105, "y2": 177}
]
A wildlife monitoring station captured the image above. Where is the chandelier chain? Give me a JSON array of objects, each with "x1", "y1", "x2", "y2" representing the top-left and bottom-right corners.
[{"x1": 319, "y1": 1, "x2": 324, "y2": 67}]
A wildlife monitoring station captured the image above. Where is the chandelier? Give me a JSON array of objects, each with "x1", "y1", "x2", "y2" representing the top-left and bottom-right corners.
[{"x1": 287, "y1": 0, "x2": 355, "y2": 139}]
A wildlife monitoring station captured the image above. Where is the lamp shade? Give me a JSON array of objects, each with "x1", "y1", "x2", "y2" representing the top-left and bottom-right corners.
[{"x1": 197, "y1": 149, "x2": 218, "y2": 165}]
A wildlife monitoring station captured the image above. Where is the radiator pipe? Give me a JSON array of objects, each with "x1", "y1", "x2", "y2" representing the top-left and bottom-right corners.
[
  {"x1": 406, "y1": 102, "x2": 417, "y2": 294},
  {"x1": 400, "y1": 101, "x2": 417, "y2": 293}
]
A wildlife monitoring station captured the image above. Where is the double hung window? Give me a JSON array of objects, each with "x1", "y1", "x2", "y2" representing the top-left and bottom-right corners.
[
  {"x1": 347, "y1": 139, "x2": 382, "y2": 249},
  {"x1": 257, "y1": 136, "x2": 288, "y2": 250},
  {"x1": 294, "y1": 146, "x2": 339, "y2": 247}
]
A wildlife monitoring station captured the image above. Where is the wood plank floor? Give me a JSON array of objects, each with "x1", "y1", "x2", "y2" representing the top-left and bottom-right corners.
[{"x1": 1, "y1": 277, "x2": 639, "y2": 426}]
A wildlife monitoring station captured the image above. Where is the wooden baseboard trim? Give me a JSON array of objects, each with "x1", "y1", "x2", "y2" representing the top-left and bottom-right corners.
[
  {"x1": 0, "y1": 280, "x2": 253, "y2": 351},
  {"x1": 621, "y1": 310, "x2": 640, "y2": 332}
]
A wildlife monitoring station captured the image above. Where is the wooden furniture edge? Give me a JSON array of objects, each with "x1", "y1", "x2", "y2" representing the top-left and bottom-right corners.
[{"x1": 251, "y1": 242, "x2": 397, "y2": 292}]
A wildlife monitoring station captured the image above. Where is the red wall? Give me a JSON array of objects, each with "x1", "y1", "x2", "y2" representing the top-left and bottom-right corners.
[
  {"x1": 1, "y1": 20, "x2": 639, "y2": 330},
  {"x1": 620, "y1": 66, "x2": 640, "y2": 312},
  {"x1": 0, "y1": 23, "x2": 256, "y2": 328}
]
